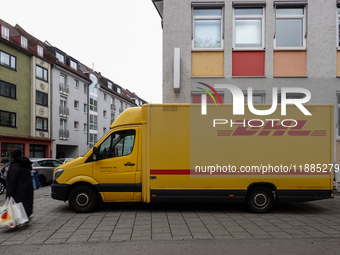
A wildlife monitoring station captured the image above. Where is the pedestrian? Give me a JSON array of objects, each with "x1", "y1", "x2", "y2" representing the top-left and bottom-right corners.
[{"x1": 6, "y1": 149, "x2": 34, "y2": 219}]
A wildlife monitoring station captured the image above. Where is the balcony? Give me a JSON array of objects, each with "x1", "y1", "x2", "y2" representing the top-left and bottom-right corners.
[
  {"x1": 111, "y1": 104, "x2": 116, "y2": 111},
  {"x1": 59, "y1": 129, "x2": 69, "y2": 140},
  {"x1": 59, "y1": 83, "x2": 69, "y2": 95},
  {"x1": 59, "y1": 106, "x2": 69, "y2": 117}
]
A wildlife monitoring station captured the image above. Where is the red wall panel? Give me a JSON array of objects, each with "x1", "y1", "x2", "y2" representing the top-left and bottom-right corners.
[{"x1": 232, "y1": 51, "x2": 265, "y2": 76}]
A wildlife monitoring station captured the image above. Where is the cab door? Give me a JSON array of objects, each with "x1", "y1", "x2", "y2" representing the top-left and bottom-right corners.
[{"x1": 92, "y1": 127, "x2": 140, "y2": 202}]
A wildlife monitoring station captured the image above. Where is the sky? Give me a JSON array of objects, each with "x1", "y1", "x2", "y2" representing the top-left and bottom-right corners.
[{"x1": 1, "y1": 0, "x2": 163, "y2": 103}]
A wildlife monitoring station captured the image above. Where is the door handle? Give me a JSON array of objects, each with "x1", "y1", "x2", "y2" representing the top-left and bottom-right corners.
[{"x1": 124, "y1": 162, "x2": 135, "y2": 166}]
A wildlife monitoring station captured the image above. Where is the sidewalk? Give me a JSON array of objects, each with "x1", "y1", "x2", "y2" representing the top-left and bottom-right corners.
[{"x1": 1, "y1": 186, "x2": 340, "y2": 245}]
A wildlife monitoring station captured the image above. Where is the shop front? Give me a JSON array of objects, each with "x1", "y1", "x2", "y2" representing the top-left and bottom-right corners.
[{"x1": 0, "y1": 135, "x2": 52, "y2": 167}]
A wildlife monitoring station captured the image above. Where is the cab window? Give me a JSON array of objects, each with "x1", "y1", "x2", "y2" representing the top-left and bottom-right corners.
[{"x1": 98, "y1": 130, "x2": 136, "y2": 160}]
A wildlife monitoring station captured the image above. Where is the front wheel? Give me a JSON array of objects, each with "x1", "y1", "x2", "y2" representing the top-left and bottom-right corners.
[
  {"x1": 246, "y1": 187, "x2": 274, "y2": 213},
  {"x1": 69, "y1": 185, "x2": 98, "y2": 213}
]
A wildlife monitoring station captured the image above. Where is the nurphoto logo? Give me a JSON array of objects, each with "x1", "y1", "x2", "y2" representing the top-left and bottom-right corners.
[{"x1": 197, "y1": 82, "x2": 312, "y2": 116}]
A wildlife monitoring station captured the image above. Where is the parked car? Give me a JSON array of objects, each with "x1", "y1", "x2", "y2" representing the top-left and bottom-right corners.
[
  {"x1": 0, "y1": 169, "x2": 6, "y2": 194},
  {"x1": 57, "y1": 158, "x2": 74, "y2": 164},
  {"x1": 30, "y1": 158, "x2": 62, "y2": 186}
]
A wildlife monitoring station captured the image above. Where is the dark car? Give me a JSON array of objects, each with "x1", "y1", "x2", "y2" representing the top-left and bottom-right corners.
[
  {"x1": 0, "y1": 168, "x2": 6, "y2": 194},
  {"x1": 30, "y1": 158, "x2": 62, "y2": 186}
]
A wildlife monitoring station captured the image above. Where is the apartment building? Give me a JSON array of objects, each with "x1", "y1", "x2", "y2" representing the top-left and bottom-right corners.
[
  {"x1": 153, "y1": 0, "x2": 340, "y2": 188},
  {"x1": 0, "y1": 19, "x2": 148, "y2": 163},
  {"x1": 0, "y1": 20, "x2": 54, "y2": 161}
]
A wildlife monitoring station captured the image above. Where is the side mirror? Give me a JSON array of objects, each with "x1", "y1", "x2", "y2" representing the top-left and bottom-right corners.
[{"x1": 93, "y1": 146, "x2": 98, "y2": 161}]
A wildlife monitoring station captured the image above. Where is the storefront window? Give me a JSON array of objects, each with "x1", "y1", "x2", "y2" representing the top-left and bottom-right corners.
[
  {"x1": 1, "y1": 143, "x2": 24, "y2": 166},
  {"x1": 29, "y1": 145, "x2": 46, "y2": 158}
]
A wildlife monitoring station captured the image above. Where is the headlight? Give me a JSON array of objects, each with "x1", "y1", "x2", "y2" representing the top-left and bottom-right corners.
[{"x1": 53, "y1": 168, "x2": 64, "y2": 181}]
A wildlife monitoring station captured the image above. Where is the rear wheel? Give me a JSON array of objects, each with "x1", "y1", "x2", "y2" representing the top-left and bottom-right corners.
[
  {"x1": 39, "y1": 175, "x2": 46, "y2": 187},
  {"x1": 69, "y1": 185, "x2": 98, "y2": 213},
  {"x1": 247, "y1": 187, "x2": 274, "y2": 213}
]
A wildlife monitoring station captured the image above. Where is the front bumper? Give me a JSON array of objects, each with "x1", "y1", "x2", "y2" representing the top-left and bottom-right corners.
[{"x1": 51, "y1": 181, "x2": 69, "y2": 201}]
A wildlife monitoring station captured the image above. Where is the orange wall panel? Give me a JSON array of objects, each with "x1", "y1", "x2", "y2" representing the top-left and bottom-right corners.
[
  {"x1": 232, "y1": 51, "x2": 265, "y2": 76},
  {"x1": 273, "y1": 51, "x2": 306, "y2": 76},
  {"x1": 191, "y1": 51, "x2": 224, "y2": 77},
  {"x1": 336, "y1": 51, "x2": 340, "y2": 76}
]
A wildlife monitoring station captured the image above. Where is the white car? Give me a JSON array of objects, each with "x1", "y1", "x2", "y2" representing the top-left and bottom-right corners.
[{"x1": 30, "y1": 158, "x2": 63, "y2": 186}]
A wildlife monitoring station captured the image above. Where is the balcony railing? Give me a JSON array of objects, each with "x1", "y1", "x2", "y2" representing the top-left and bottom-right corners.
[
  {"x1": 111, "y1": 104, "x2": 116, "y2": 111},
  {"x1": 59, "y1": 129, "x2": 69, "y2": 139},
  {"x1": 59, "y1": 83, "x2": 69, "y2": 95},
  {"x1": 59, "y1": 106, "x2": 69, "y2": 117}
]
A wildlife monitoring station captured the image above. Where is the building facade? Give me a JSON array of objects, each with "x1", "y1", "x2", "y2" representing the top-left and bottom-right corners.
[
  {"x1": 0, "y1": 20, "x2": 53, "y2": 163},
  {"x1": 0, "y1": 19, "x2": 147, "y2": 164},
  {"x1": 153, "y1": 0, "x2": 340, "y2": 189}
]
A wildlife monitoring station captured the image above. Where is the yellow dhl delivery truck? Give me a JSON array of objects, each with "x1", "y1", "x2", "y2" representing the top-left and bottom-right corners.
[{"x1": 51, "y1": 104, "x2": 334, "y2": 213}]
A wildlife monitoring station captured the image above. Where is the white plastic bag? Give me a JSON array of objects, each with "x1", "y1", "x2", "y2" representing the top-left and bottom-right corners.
[
  {"x1": 0, "y1": 198, "x2": 16, "y2": 229},
  {"x1": 10, "y1": 198, "x2": 28, "y2": 226}
]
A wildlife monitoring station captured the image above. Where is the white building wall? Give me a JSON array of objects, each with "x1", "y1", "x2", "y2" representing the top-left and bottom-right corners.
[{"x1": 51, "y1": 66, "x2": 89, "y2": 158}]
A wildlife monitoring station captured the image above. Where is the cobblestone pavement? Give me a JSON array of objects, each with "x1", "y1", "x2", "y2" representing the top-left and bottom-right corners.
[{"x1": 1, "y1": 186, "x2": 340, "y2": 245}]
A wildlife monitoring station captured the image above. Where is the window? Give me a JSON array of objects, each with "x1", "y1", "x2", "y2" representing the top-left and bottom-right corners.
[
  {"x1": 60, "y1": 99, "x2": 67, "y2": 108},
  {"x1": 60, "y1": 75, "x2": 66, "y2": 85},
  {"x1": 30, "y1": 145, "x2": 45, "y2": 158},
  {"x1": 117, "y1": 87, "x2": 121, "y2": 94},
  {"x1": 37, "y1": 45, "x2": 43, "y2": 57},
  {"x1": 60, "y1": 119, "x2": 67, "y2": 130},
  {"x1": 84, "y1": 123, "x2": 87, "y2": 133},
  {"x1": 74, "y1": 79, "x2": 79, "y2": 89},
  {"x1": 74, "y1": 100, "x2": 79, "y2": 109},
  {"x1": 36, "y1": 65, "x2": 48, "y2": 81},
  {"x1": 21, "y1": 36, "x2": 28, "y2": 49},
  {"x1": 90, "y1": 133, "x2": 98, "y2": 145},
  {"x1": 98, "y1": 130, "x2": 136, "y2": 160},
  {"x1": 84, "y1": 84, "x2": 88, "y2": 94},
  {"x1": 1, "y1": 143, "x2": 24, "y2": 164},
  {"x1": 233, "y1": 7, "x2": 264, "y2": 49},
  {"x1": 84, "y1": 103, "x2": 87, "y2": 113},
  {"x1": 56, "y1": 52, "x2": 65, "y2": 63},
  {"x1": 192, "y1": 6, "x2": 223, "y2": 49},
  {"x1": 90, "y1": 115, "x2": 98, "y2": 130},
  {"x1": 108, "y1": 82, "x2": 112, "y2": 89},
  {"x1": 278, "y1": 93, "x2": 305, "y2": 104},
  {"x1": 111, "y1": 97, "x2": 115, "y2": 104},
  {"x1": 111, "y1": 113, "x2": 115, "y2": 123},
  {"x1": 36, "y1": 91, "x2": 48, "y2": 106},
  {"x1": 0, "y1": 110, "x2": 16, "y2": 127},
  {"x1": 1, "y1": 26, "x2": 9, "y2": 40},
  {"x1": 90, "y1": 96, "x2": 98, "y2": 112},
  {"x1": 275, "y1": 6, "x2": 306, "y2": 49},
  {"x1": 103, "y1": 93, "x2": 107, "y2": 100},
  {"x1": 0, "y1": 80, "x2": 16, "y2": 99},
  {"x1": 103, "y1": 127, "x2": 107, "y2": 134},
  {"x1": 70, "y1": 60, "x2": 77, "y2": 70},
  {"x1": 36, "y1": 117, "x2": 48, "y2": 131},
  {"x1": 244, "y1": 94, "x2": 264, "y2": 104},
  {"x1": 74, "y1": 121, "x2": 79, "y2": 130},
  {"x1": 0, "y1": 50, "x2": 16, "y2": 70},
  {"x1": 103, "y1": 110, "x2": 107, "y2": 117}
]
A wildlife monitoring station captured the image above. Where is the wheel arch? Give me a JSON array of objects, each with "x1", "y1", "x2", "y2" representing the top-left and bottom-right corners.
[{"x1": 247, "y1": 182, "x2": 277, "y2": 193}]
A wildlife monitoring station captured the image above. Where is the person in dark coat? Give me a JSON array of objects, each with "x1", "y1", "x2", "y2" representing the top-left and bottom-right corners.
[{"x1": 6, "y1": 149, "x2": 34, "y2": 218}]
